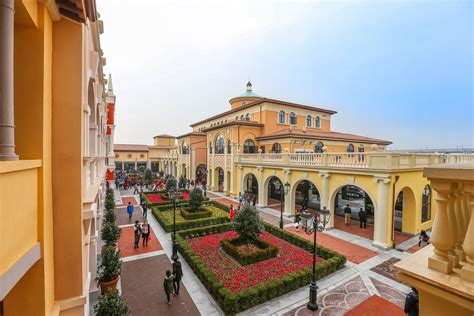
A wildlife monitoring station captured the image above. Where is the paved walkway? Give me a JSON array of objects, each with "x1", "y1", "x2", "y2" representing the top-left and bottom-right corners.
[{"x1": 109, "y1": 189, "x2": 425, "y2": 316}]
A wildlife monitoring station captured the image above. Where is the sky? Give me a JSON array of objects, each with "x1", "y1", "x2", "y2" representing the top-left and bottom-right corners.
[{"x1": 98, "y1": 0, "x2": 473, "y2": 150}]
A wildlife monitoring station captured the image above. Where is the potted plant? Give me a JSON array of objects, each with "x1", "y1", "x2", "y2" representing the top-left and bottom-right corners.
[
  {"x1": 93, "y1": 290, "x2": 129, "y2": 316},
  {"x1": 97, "y1": 244, "x2": 121, "y2": 294},
  {"x1": 101, "y1": 221, "x2": 121, "y2": 246},
  {"x1": 105, "y1": 196, "x2": 115, "y2": 211}
]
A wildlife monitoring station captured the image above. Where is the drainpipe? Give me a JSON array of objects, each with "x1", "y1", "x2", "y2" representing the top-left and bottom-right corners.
[
  {"x1": 391, "y1": 175, "x2": 400, "y2": 249},
  {"x1": 0, "y1": 0, "x2": 18, "y2": 160}
]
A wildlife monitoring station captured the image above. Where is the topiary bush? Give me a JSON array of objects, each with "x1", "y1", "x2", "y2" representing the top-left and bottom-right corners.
[
  {"x1": 105, "y1": 196, "x2": 115, "y2": 211},
  {"x1": 232, "y1": 203, "x2": 264, "y2": 245},
  {"x1": 101, "y1": 221, "x2": 121, "y2": 246},
  {"x1": 189, "y1": 187, "x2": 204, "y2": 211},
  {"x1": 104, "y1": 208, "x2": 117, "y2": 224},
  {"x1": 144, "y1": 168, "x2": 153, "y2": 183},
  {"x1": 165, "y1": 177, "x2": 177, "y2": 191},
  {"x1": 97, "y1": 245, "x2": 121, "y2": 283},
  {"x1": 93, "y1": 291, "x2": 129, "y2": 316}
]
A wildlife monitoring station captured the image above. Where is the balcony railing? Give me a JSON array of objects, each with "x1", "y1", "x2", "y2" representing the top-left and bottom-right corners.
[
  {"x1": 235, "y1": 152, "x2": 474, "y2": 170},
  {"x1": 149, "y1": 153, "x2": 178, "y2": 159}
]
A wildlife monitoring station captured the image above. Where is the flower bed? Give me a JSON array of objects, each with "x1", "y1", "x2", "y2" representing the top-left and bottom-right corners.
[
  {"x1": 177, "y1": 223, "x2": 346, "y2": 314},
  {"x1": 180, "y1": 207, "x2": 213, "y2": 220},
  {"x1": 152, "y1": 201, "x2": 230, "y2": 232},
  {"x1": 220, "y1": 237, "x2": 278, "y2": 265},
  {"x1": 143, "y1": 190, "x2": 205, "y2": 208}
]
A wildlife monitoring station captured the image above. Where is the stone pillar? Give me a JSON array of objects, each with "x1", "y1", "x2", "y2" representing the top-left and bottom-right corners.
[
  {"x1": 454, "y1": 191, "x2": 466, "y2": 263},
  {"x1": 224, "y1": 144, "x2": 228, "y2": 194},
  {"x1": 373, "y1": 176, "x2": 391, "y2": 249},
  {"x1": 429, "y1": 181, "x2": 455, "y2": 274},
  {"x1": 134, "y1": 159, "x2": 138, "y2": 171},
  {"x1": 146, "y1": 160, "x2": 151, "y2": 170},
  {"x1": 230, "y1": 144, "x2": 235, "y2": 196},
  {"x1": 283, "y1": 169, "x2": 293, "y2": 216},
  {"x1": 210, "y1": 147, "x2": 215, "y2": 190},
  {"x1": 319, "y1": 172, "x2": 332, "y2": 227},
  {"x1": 257, "y1": 166, "x2": 265, "y2": 206},
  {"x1": 461, "y1": 187, "x2": 474, "y2": 282},
  {"x1": 0, "y1": 0, "x2": 18, "y2": 160},
  {"x1": 238, "y1": 165, "x2": 244, "y2": 196}
]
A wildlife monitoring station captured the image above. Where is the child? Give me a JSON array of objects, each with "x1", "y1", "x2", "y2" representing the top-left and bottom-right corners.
[{"x1": 229, "y1": 204, "x2": 235, "y2": 221}]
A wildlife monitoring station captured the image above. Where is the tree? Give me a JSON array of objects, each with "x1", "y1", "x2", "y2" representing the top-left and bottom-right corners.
[
  {"x1": 189, "y1": 187, "x2": 203, "y2": 210},
  {"x1": 144, "y1": 168, "x2": 153, "y2": 183},
  {"x1": 101, "y1": 221, "x2": 121, "y2": 246},
  {"x1": 232, "y1": 203, "x2": 264, "y2": 244},
  {"x1": 166, "y1": 177, "x2": 177, "y2": 191},
  {"x1": 97, "y1": 245, "x2": 121, "y2": 283},
  {"x1": 94, "y1": 291, "x2": 129, "y2": 316}
]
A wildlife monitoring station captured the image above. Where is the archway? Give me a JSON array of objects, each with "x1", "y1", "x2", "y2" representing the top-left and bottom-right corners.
[
  {"x1": 292, "y1": 180, "x2": 320, "y2": 212},
  {"x1": 394, "y1": 187, "x2": 416, "y2": 233},
  {"x1": 333, "y1": 185, "x2": 375, "y2": 223},
  {"x1": 195, "y1": 164, "x2": 207, "y2": 183},
  {"x1": 214, "y1": 167, "x2": 224, "y2": 192},
  {"x1": 181, "y1": 163, "x2": 187, "y2": 178},
  {"x1": 243, "y1": 173, "x2": 258, "y2": 202},
  {"x1": 266, "y1": 176, "x2": 284, "y2": 210},
  {"x1": 225, "y1": 170, "x2": 231, "y2": 194}
]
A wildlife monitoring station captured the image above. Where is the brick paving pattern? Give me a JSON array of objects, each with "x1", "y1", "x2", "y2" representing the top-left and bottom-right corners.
[
  {"x1": 370, "y1": 257, "x2": 409, "y2": 286},
  {"x1": 115, "y1": 206, "x2": 146, "y2": 226},
  {"x1": 117, "y1": 196, "x2": 138, "y2": 207},
  {"x1": 344, "y1": 295, "x2": 404, "y2": 316},
  {"x1": 118, "y1": 226, "x2": 162, "y2": 258},
  {"x1": 121, "y1": 255, "x2": 200, "y2": 316},
  {"x1": 285, "y1": 226, "x2": 378, "y2": 264},
  {"x1": 370, "y1": 278, "x2": 406, "y2": 308}
]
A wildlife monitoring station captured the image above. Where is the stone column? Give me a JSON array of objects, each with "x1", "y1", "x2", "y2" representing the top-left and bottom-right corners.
[
  {"x1": 373, "y1": 176, "x2": 391, "y2": 249},
  {"x1": 319, "y1": 172, "x2": 332, "y2": 227},
  {"x1": 0, "y1": 0, "x2": 18, "y2": 160},
  {"x1": 146, "y1": 160, "x2": 151, "y2": 170},
  {"x1": 257, "y1": 166, "x2": 265, "y2": 206},
  {"x1": 238, "y1": 165, "x2": 244, "y2": 196},
  {"x1": 429, "y1": 181, "x2": 455, "y2": 274},
  {"x1": 224, "y1": 143, "x2": 228, "y2": 194},
  {"x1": 461, "y1": 186, "x2": 474, "y2": 282},
  {"x1": 283, "y1": 169, "x2": 293, "y2": 216},
  {"x1": 230, "y1": 144, "x2": 235, "y2": 196},
  {"x1": 134, "y1": 159, "x2": 137, "y2": 171},
  {"x1": 210, "y1": 146, "x2": 215, "y2": 190}
]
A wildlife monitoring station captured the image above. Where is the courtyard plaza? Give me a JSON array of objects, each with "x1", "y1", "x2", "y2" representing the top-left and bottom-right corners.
[{"x1": 106, "y1": 186, "x2": 427, "y2": 315}]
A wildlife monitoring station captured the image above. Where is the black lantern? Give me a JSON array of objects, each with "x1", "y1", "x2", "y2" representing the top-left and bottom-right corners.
[
  {"x1": 302, "y1": 207, "x2": 331, "y2": 311},
  {"x1": 274, "y1": 180, "x2": 290, "y2": 229},
  {"x1": 168, "y1": 188, "x2": 181, "y2": 262}
]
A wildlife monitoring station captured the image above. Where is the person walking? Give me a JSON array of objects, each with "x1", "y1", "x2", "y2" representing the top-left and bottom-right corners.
[
  {"x1": 141, "y1": 220, "x2": 150, "y2": 247},
  {"x1": 294, "y1": 208, "x2": 301, "y2": 231},
  {"x1": 252, "y1": 195, "x2": 257, "y2": 207},
  {"x1": 404, "y1": 287, "x2": 419, "y2": 316},
  {"x1": 418, "y1": 230, "x2": 430, "y2": 247},
  {"x1": 133, "y1": 183, "x2": 139, "y2": 194},
  {"x1": 229, "y1": 204, "x2": 235, "y2": 221},
  {"x1": 133, "y1": 220, "x2": 141, "y2": 249},
  {"x1": 163, "y1": 270, "x2": 175, "y2": 305},
  {"x1": 344, "y1": 204, "x2": 352, "y2": 225},
  {"x1": 238, "y1": 192, "x2": 243, "y2": 205},
  {"x1": 127, "y1": 202, "x2": 134, "y2": 223},
  {"x1": 141, "y1": 201, "x2": 147, "y2": 219},
  {"x1": 172, "y1": 259, "x2": 183, "y2": 295},
  {"x1": 358, "y1": 207, "x2": 367, "y2": 229}
]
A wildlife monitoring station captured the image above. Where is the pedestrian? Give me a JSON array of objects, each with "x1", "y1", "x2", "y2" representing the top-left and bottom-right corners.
[
  {"x1": 236, "y1": 205, "x2": 241, "y2": 213},
  {"x1": 252, "y1": 195, "x2": 257, "y2": 207},
  {"x1": 238, "y1": 192, "x2": 243, "y2": 205},
  {"x1": 141, "y1": 201, "x2": 147, "y2": 219},
  {"x1": 141, "y1": 220, "x2": 150, "y2": 247},
  {"x1": 163, "y1": 270, "x2": 174, "y2": 305},
  {"x1": 344, "y1": 204, "x2": 352, "y2": 225},
  {"x1": 133, "y1": 184, "x2": 139, "y2": 194},
  {"x1": 229, "y1": 204, "x2": 235, "y2": 220},
  {"x1": 133, "y1": 220, "x2": 141, "y2": 249},
  {"x1": 358, "y1": 207, "x2": 367, "y2": 229},
  {"x1": 127, "y1": 202, "x2": 134, "y2": 223},
  {"x1": 418, "y1": 230, "x2": 430, "y2": 247},
  {"x1": 294, "y1": 208, "x2": 301, "y2": 231},
  {"x1": 404, "y1": 287, "x2": 419, "y2": 316},
  {"x1": 172, "y1": 259, "x2": 183, "y2": 295}
]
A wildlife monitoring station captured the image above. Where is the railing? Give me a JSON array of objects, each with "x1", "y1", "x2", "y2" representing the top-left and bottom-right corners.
[
  {"x1": 149, "y1": 153, "x2": 178, "y2": 159},
  {"x1": 234, "y1": 152, "x2": 473, "y2": 170}
]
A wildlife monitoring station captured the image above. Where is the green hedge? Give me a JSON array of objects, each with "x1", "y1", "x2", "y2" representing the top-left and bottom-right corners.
[
  {"x1": 176, "y1": 223, "x2": 346, "y2": 314},
  {"x1": 180, "y1": 208, "x2": 213, "y2": 220},
  {"x1": 220, "y1": 237, "x2": 278, "y2": 265},
  {"x1": 141, "y1": 190, "x2": 210, "y2": 208},
  {"x1": 152, "y1": 202, "x2": 230, "y2": 232}
]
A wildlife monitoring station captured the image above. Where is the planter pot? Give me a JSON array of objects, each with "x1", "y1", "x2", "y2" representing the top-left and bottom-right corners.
[{"x1": 99, "y1": 275, "x2": 119, "y2": 294}]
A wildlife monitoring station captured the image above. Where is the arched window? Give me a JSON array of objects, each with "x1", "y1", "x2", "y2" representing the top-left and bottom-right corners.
[
  {"x1": 209, "y1": 142, "x2": 213, "y2": 154},
  {"x1": 315, "y1": 116, "x2": 321, "y2": 128},
  {"x1": 347, "y1": 144, "x2": 355, "y2": 152},
  {"x1": 315, "y1": 141, "x2": 324, "y2": 153},
  {"x1": 245, "y1": 113, "x2": 250, "y2": 121},
  {"x1": 243, "y1": 139, "x2": 256, "y2": 153},
  {"x1": 422, "y1": 185, "x2": 431, "y2": 222},
  {"x1": 289, "y1": 112, "x2": 297, "y2": 125},
  {"x1": 227, "y1": 140, "x2": 232, "y2": 154},
  {"x1": 240, "y1": 115, "x2": 244, "y2": 120},
  {"x1": 278, "y1": 111, "x2": 285, "y2": 124},
  {"x1": 215, "y1": 135, "x2": 224, "y2": 154},
  {"x1": 181, "y1": 142, "x2": 189, "y2": 154},
  {"x1": 306, "y1": 115, "x2": 312, "y2": 126},
  {"x1": 271, "y1": 143, "x2": 282, "y2": 153},
  {"x1": 236, "y1": 116, "x2": 239, "y2": 121}
]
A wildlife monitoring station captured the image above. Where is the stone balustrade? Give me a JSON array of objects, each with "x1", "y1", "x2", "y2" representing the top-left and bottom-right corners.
[{"x1": 234, "y1": 152, "x2": 473, "y2": 171}]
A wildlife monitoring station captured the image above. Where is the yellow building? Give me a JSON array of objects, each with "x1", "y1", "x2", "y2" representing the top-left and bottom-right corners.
[
  {"x1": 396, "y1": 164, "x2": 474, "y2": 315},
  {"x1": 0, "y1": 0, "x2": 116, "y2": 314},
  {"x1": 114, "y1": 134, "x2": 178, "y2": 175},
  {"x1": 166, "y1": 82, "x2": 473, "y2": 249}
]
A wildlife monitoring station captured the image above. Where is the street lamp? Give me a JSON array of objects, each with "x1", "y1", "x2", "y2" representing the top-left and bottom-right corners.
[
  {"x1": 168, "y1": 188, "x2": 181, "y2": 262},
  {"x1": 274, "y1": 180, "x2": 290, "y2": 229},
  {"x1": 301, "y1": 207, "x2": 331, "y2": 311}
]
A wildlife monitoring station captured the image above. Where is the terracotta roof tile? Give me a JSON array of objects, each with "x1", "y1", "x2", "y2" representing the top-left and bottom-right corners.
[
  {"x1": 114, "y1": 144, "x2": 149, "y2": 151},
  {"x1": 202, "y1": 121, "x2": 264, "y2": 132}
]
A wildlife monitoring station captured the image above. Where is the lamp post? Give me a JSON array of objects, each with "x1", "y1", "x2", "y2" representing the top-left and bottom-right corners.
[
  {"x1": 169, "y1": 188, "x2": 180, "y2": 262},
  {"x1": 301, "y1": 207, "x2": 331, "y2": 311},
  {"x1": 274, "y1": 180, "x2": 290, "y2": 229}
]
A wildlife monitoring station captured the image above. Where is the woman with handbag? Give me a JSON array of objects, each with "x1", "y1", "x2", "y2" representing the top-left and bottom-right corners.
[{"x1": 141, "y1": 220, "x2": 150, "y2": 247}]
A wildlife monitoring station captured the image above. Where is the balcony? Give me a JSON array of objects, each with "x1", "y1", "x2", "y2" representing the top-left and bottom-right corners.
[
  {"x1": 395, "y1": 163, "x2": 474, "y2": 315},
  {"x1": 0, "y1": 160, "x2": 41, "y2": 299},
  {"x1": 235, "y1": 152, "x2": 474, "y2": 171},
  {"x1": 149, "y1": 153, "x2": 178, "y2": 160}
]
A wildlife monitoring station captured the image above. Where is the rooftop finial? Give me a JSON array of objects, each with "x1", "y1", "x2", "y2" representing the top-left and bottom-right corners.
[
  {"x1": 107, "y1": 74, "x2": 114, "y2": 95},
  {"x1": 246, "y1": 81, "x2": 252, "y2": 93}
]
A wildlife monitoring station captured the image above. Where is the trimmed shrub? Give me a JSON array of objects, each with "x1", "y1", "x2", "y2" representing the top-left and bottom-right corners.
[
  {"x1": 232, "y1": 203, "x2": 264, "y2": 245},
  {"x1": 220, "y1": 237, "x2": 278, "y2": 265},
  {"x1": 180, "y1": 207, "x2": 213, "y2": 220},
  {"x1": 189, "y1": 187, "x2": 204, "y2": 210},
  {"x1": 93, "y1": 291, "x2": 129, "y2": 316},
  {"x1": 165, "y1": 177, "x2": 177, "y2": 191},
  {"x1": 101, "y1": 221, "x2": 121, "y2": 246},
  {"x1": 97, "y1": 245, "x2": 121, "y2": 283}
]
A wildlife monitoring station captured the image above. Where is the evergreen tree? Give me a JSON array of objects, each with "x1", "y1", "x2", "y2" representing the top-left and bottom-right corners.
[
  {"x1": 232, "y1": 203, "x2": 264, "y2": 244},
  {"x1": 189, "y1": 187, "x2": 204, "y2": 211}
]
